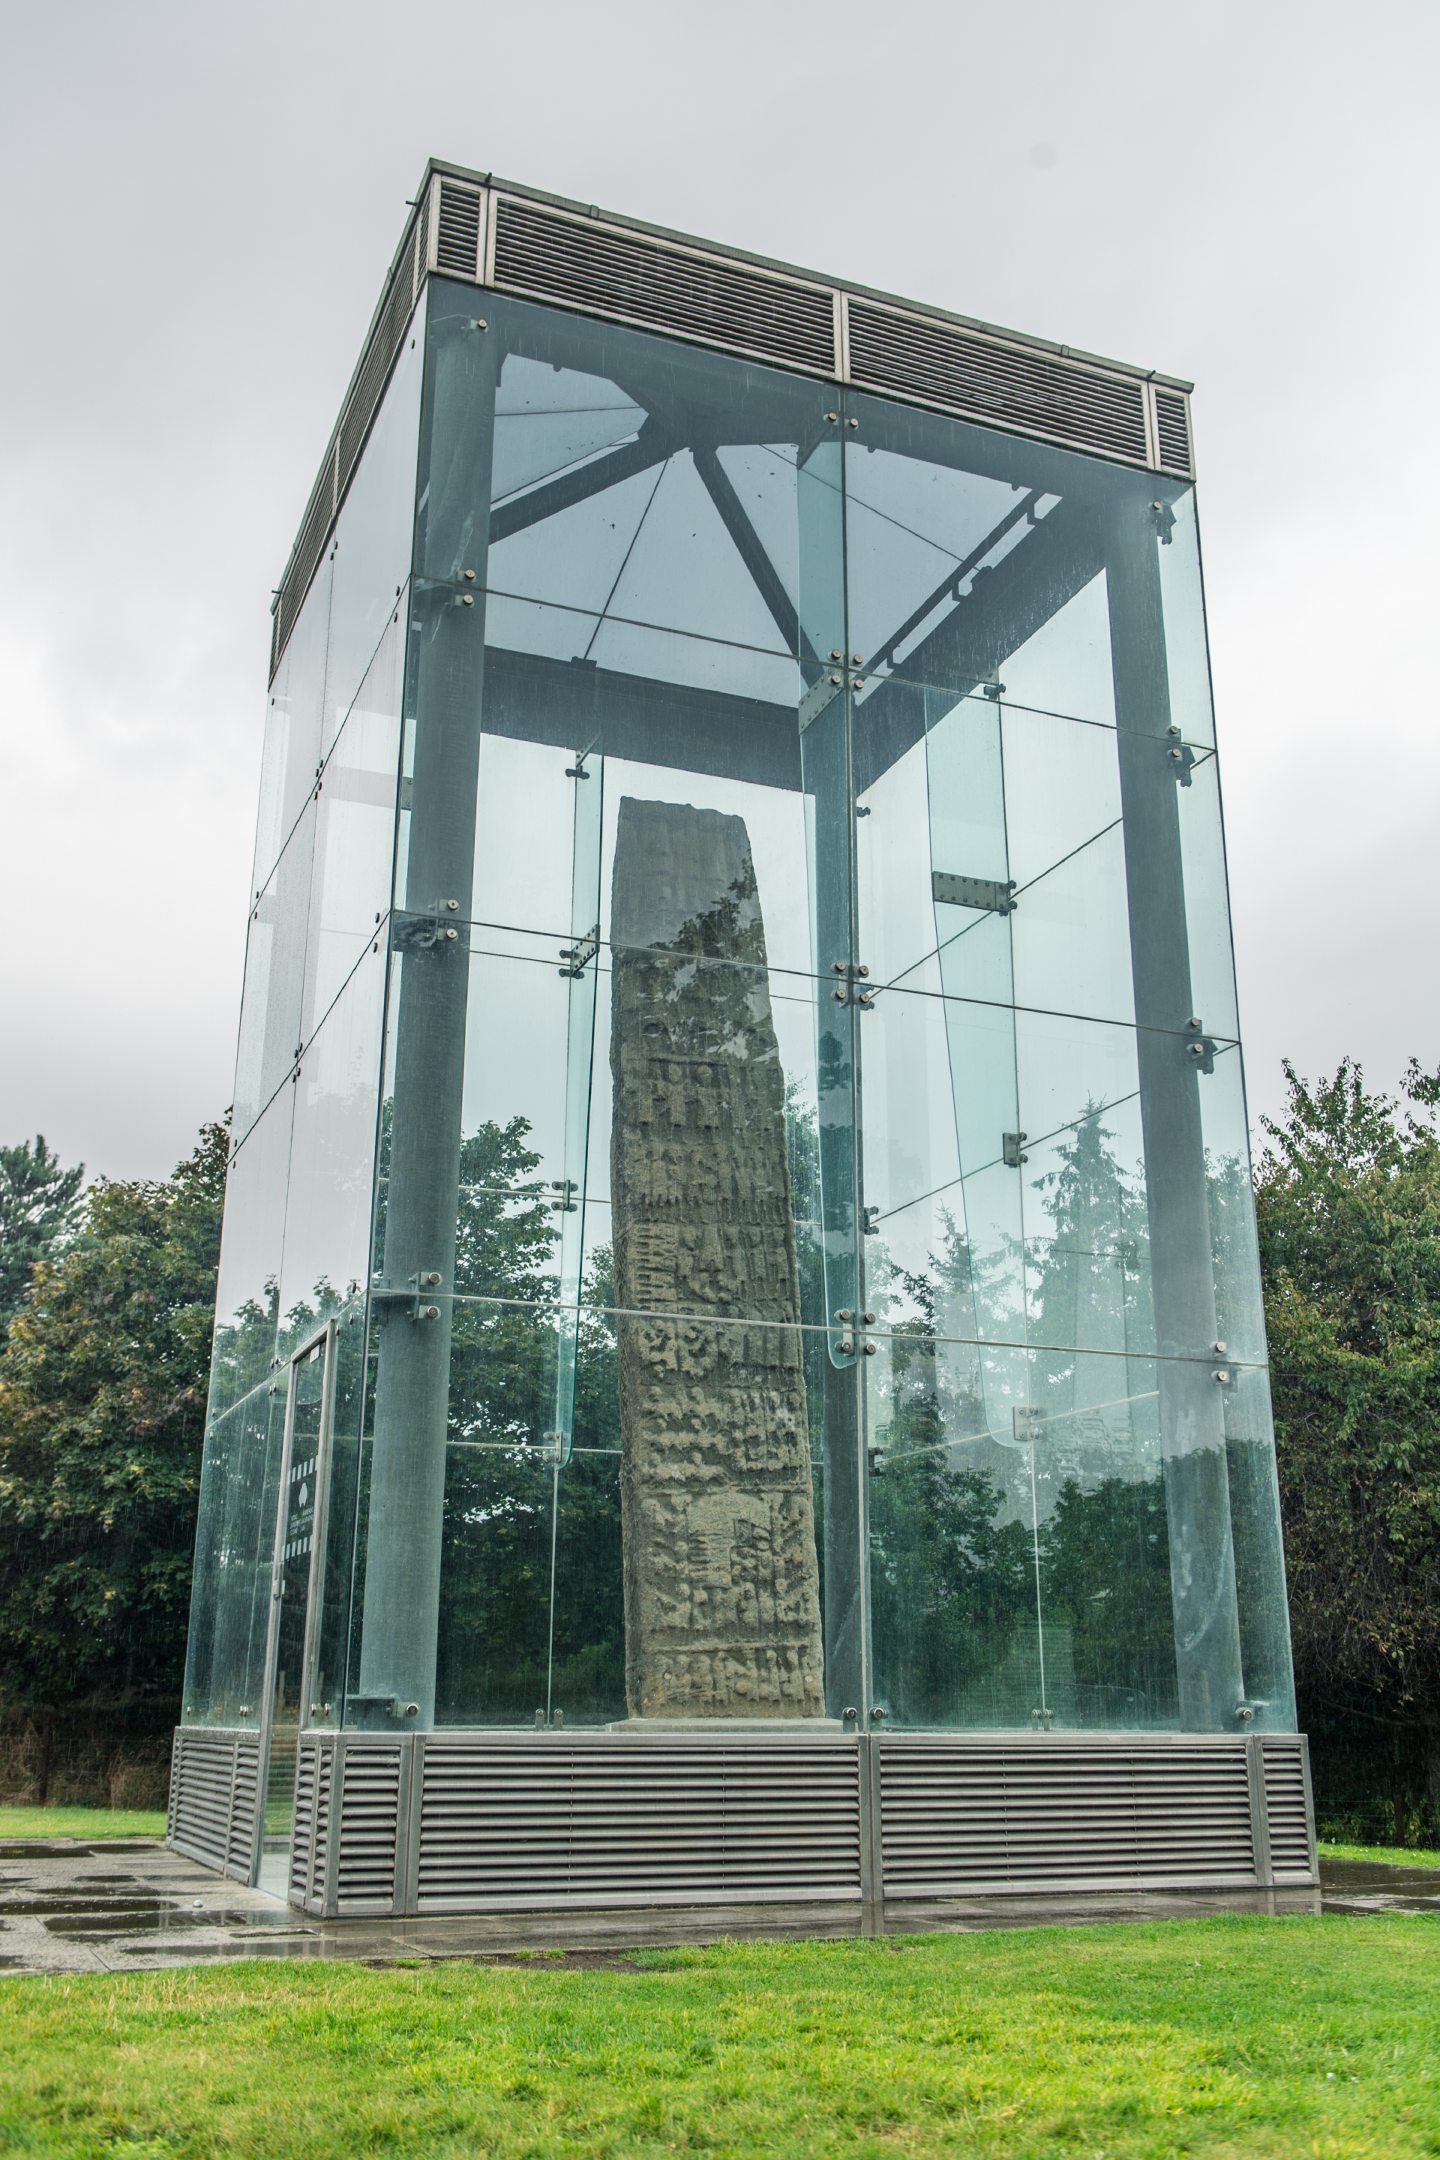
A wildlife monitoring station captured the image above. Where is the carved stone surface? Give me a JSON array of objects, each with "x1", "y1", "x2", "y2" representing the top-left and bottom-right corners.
[{"x1": 610, "y1": 798, "x2": 825, "y2": 1720}]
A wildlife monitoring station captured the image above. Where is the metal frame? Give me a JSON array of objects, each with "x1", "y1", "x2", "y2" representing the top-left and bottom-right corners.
[{"x1": 268, "y1": 159, "x2": 1197, "y2": 682}]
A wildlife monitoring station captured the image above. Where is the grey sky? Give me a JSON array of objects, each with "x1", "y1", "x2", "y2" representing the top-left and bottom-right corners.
[{"x1": 1, "y1": 0, "x2": 1435, "y2": 1182}]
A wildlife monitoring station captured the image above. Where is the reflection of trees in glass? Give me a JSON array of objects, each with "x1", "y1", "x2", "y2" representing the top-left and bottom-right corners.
[
  {"x1": 862, "y1": 1111, "x2": 1184, "y2": 1727},
  {"x1": 867, "y1": 1314, "x2": 1034, "y2": 1723},
  {"x1": 417, "y1": 1116, "x2": 624, "y2": 1726},
  {"x1": 1039, "y1": 1476, "x2": 1175, "y2": 1725},
  {"x1": 1028, "y1": 1107, "x2": 1149, "y2": 1373}
]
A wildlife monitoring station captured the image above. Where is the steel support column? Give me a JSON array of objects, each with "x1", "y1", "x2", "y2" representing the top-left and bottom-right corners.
[
  {"x1": 356, "y1": 312, "x2": 501, "y2": 1728},
  {"x1": 1106, "y1": 494, "x2": 1246, "y2": 1732}
]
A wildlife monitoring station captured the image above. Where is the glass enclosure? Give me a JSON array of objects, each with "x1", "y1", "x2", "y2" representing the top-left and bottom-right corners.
[{"x1": 183, "y1": 273, "x2": 1296, "y2": 1765}]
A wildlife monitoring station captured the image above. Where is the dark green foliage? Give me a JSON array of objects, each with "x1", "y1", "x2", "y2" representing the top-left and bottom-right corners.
[
  {"x1": 1257, "y1": 1058, "x2": 1440, "y2": 1843},
  {"x1": 434, "y1": 1118, "x2": 624, "y2": 1724},
  {"x1": 1040, "y1": 1474, "x2": 1175, "y2": 1722},
  {"x1": 0, "y1": 1135, "x2": 85, "y2": 1338},
  {"x1": 0, "y1": 1126, "x2": 226, "y2": 1768}
]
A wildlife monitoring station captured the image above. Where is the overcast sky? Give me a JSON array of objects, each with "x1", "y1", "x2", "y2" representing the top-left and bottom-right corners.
[{"x1": 1, "y1": 0, "x2": 1435, "y2": 1183}]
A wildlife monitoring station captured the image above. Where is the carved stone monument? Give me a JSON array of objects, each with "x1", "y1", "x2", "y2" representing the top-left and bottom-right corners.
[{"x1": 610, "y1": 797, "x2": 826, "y2": 1719}]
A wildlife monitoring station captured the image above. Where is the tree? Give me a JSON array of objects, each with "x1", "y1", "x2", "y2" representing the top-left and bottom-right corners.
[
  {"x1": 0, "y1": 1135, "x2": 85, "y2": 1337},
  {"x1": 0, "y1": 1124, "x2": 226, "y2": 1784},
  {"x1": 1256, "y1": 1059, "x2": 1440, "y2": 1843}
]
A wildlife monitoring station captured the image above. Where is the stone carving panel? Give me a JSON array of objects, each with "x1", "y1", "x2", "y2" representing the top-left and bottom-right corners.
[{"x1": 610, "y1": 797, "x2": 825, "y2": 1719}]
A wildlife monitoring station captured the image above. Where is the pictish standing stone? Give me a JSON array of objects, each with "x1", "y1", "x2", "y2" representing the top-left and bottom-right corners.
[{"x1": 610, "y1": 797, "x2": 825, "y2": 1719}]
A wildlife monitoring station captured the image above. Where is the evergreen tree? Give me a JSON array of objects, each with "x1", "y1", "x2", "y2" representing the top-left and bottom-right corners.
[
  {"x1": 0, "y1": 1125, "x2": 226, "y2": 1766},
  {"x1": 0, "y1": 1136, "x2": 85, "y2": 1337}
]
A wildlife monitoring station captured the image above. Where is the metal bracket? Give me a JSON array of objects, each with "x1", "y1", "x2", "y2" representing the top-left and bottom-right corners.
[
  {"x1": 933, "y1": 871, "x2": 1018, "y2": 915},
  {"x1": 1166, "y1": 740, "x2": 1197, "y2": 786},
  {"x1": 558, "y1": 922, "x2": 599, "y2": 978},
  {"x1": 347, "y1": 1694, "x2": 421, "y2": 1725},
  {"x1": 1150, "y1": 499, "x2": 1177, "y2": 545},
  {"x1": 547, "y1": 1179, "x2": 578, "y2": 1214},
  {"x1": 1184, "y1": 1025, "x2": 1217, "y2": 1075},
  {"x1": 392, "y1": 910, "x2": 464, "y2": 953},
  {"x1": 371, "y1": 1271, "x2": 444, "y2": 1323},
  {"x1": 1003, "y1": 1131, "x2": 1029, "y2": 1168},
  {"x1": 830, "y1": 959, "x2": 875, "y2": 1008}
]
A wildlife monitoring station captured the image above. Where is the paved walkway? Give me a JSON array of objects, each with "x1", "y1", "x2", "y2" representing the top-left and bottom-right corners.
[{"x1": 0, "y1": 1840, "x2": 1427, "y2": 1977}]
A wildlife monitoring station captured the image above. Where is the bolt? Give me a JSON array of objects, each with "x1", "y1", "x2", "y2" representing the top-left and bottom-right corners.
[
  {"x1": 833, "y1": 960, "x2": 847, "y2": 973},
  {"x1": 473, "y1": 318, "x2": 488, "y2": 330},
  {"x1": 842, "y1": 1706, "x2": 858, "y2": 1721},
  {"x1": 1189, "y1": 1016, "x2": 1203, "y2": 1028},
  {"x1": 856, "y1": 964, "x2": 870, "y2": 977},
  {"x1": 831, "y1": 672, "x2": 842, "y2": 685},
  {"x1": 1167, "y1": 722, "x2": 1181, "y2": 736},
  {"x1": 825, "y1": 411, "x2": 838, "y2": 423},
  {"x1": 1213, "y1": 1369, "x2": 1231, "y2": 1385},
  {"x1": 1213, "y1": 1340, "x2": 1227, "y2": 1355},
  {"x1": 830, "y1": 649, "x2": 843, "y2": 661},
  {"x1": 1168, "y1": 746, "x2": 1182, "y2": 759},
  {"x1": 445, "y1": 927, "x2": 458, "y2": 941},
  {"x1": 858, "y1": 990, "x2": 874, "y2": 1006},
  {"x1": 863, "y1": 1312, "x2": 876, "y2": 1324},
  {"x1": 852, "y1": 654, "x2": 864, "y2": 665},
  {"x1": 1188, "y1": 1043, "x2": 1205, "y2": 1057},
  {"x1": 837, "y1": 1336, "x2": 855, "y2": 1355},
  {"x1": 847, "y1": 417, "x2": 859, "y2": 429},
  {"x1": 446, "y1": 898, "x2": 459, "y2": 911},
  {"x1": 461, "y1": 593, "x2": 474, "y2": 607},
  {"x1": 463, "y1": 567, "x2": 476, "y2": 582},
  {"x1": 833, "y1": 987, "x2": 849, "y2": 1003},
  {"x1": 863, "y1": 1341, "x2": 878, "y2": 1356}
]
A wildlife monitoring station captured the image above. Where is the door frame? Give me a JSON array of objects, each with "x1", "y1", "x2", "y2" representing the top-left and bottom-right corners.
[{"x1": 253, "y1": 1316, "x2": 340, "y2": 1885}]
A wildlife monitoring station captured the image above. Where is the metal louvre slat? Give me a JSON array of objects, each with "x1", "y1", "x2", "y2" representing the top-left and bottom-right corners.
[
  {"x1": 436, "y1": 181, "x2": 482, "y2": 277},
  {"x1": 226, "y1": 1736, "x2": 261, "y2": 1877},
  {"x1": 167, "y1": 1730, "x2": 260, "y2": 1880},
  {"x1": 880, "y1": 1738, "x2": 1255, "y2": 1891},
  {"x1": 336, "y1": 1744, "x2": 404, "y2": 1912},
  {"x1": 1154, "y1": 387, "x2": 1193, "y2": 476},
  {"x1": 491, "y1": 199, "x2": 837, "y2": 374},
  {"x1": 289, "y1": 1741, "x2": 320, "y2": 1906},
  {"x1": 416, "y1": 1737, "x2": 862, "y2": 1908},
  {"x1": 1262, "y1": 1740, "x2": 1316, "y2": 1877},
  {"x1": 335, "y1": 266, "x2": 417, "y2": 500},
  {"x1": 848, "y1": 300, "x2": 1149, "y2": 463}
]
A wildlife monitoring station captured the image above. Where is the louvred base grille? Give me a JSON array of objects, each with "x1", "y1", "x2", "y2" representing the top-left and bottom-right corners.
[
  {"x1": 416, "y1": 1735, "x2": 862, "y2": 1911},
  {"x1": 1262, "y1": 1736, "x2": 1317, "y2": 1881},
  {"x1": 881, "y1": 1738, "x2": 1258, "y2": 1894},
  {"x1": 167, "y1": 1727, "x2": 262, "y2": 1883}
]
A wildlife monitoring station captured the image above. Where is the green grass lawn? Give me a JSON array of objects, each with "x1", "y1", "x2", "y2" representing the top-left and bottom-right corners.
[
  {"x1": 1320, "y1": 1840, "x2": 1440, "y2": 1870},
  {"x1": 2, "y1": 1917, "x2": 1438, "y2": 2157},
  {"x1": 0, "y1": 1806, "x2": 165, "y2": 1842}
]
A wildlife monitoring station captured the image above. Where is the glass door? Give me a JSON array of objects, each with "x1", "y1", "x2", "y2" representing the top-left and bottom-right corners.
[{"x1": 256, "y1": 1319, "x2": 337, "y2": 1894}]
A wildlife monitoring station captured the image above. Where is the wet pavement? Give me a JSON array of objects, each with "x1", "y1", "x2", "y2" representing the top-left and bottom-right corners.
[{"x1": 0, "y1": 1842, "x2": 1430, "y2": 1977}]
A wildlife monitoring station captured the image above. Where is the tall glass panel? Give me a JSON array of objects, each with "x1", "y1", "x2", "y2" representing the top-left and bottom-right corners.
[
  {"x1": 353, "y1": 285, "x2": 852, "y2": 1734},
  {"x1": 846, "y1": 384, "x2": 1292, "y2": 1734}
]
